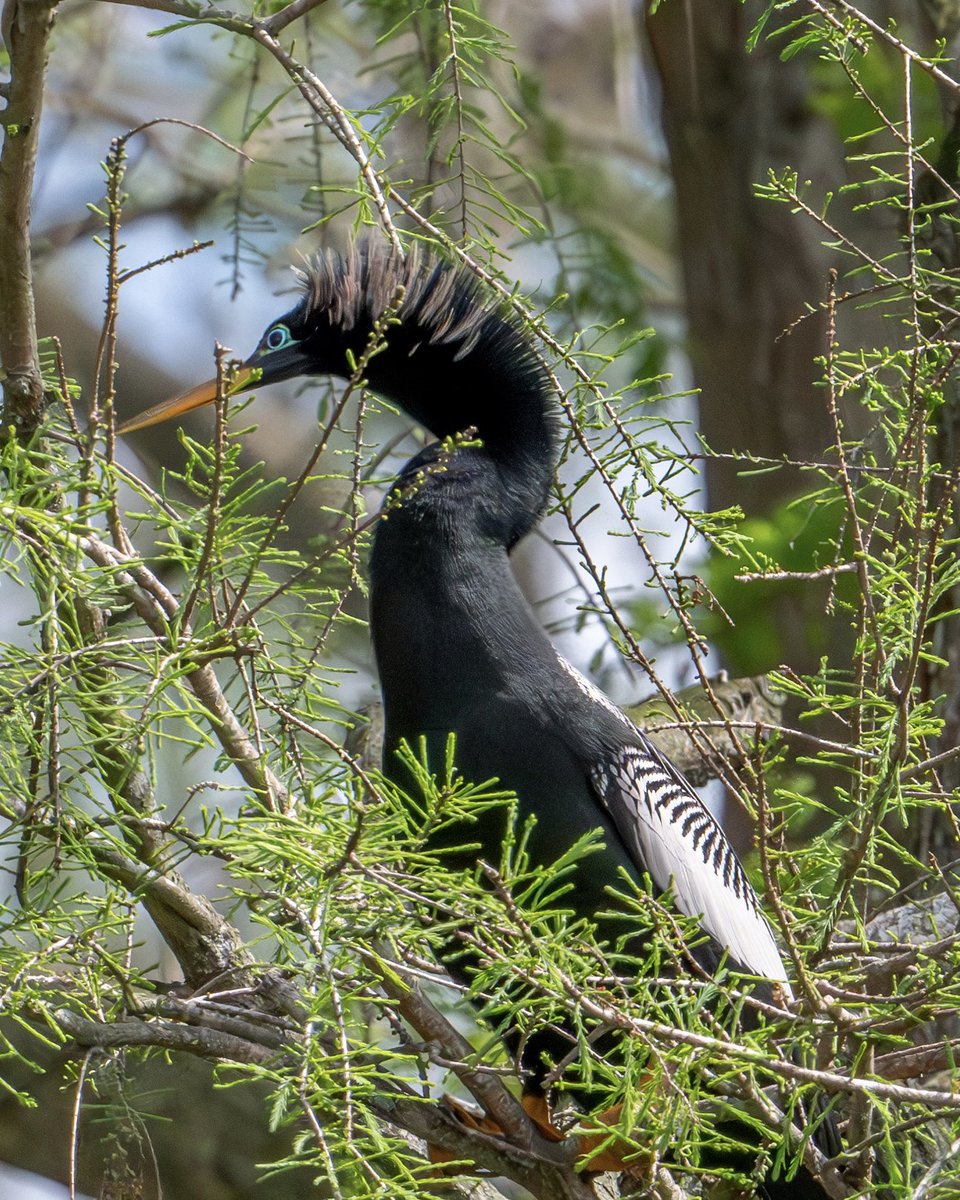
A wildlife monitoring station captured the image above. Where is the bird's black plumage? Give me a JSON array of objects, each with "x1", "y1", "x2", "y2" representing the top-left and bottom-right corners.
[
  {"x1": 280, "y1": 243, "x2": 789, "y2": 975},
  {"x1": 121, "y1": 240, "x2": 839, "y2": 1195}
]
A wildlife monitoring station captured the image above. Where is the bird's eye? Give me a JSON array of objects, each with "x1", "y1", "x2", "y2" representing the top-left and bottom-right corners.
[{"x1": 264, "y1": 324, "x2": 293, "y2": 352}]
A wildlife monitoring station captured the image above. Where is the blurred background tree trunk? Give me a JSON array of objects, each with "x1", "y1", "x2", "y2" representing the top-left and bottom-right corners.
[
  {"x1": 644, "y1": 0, "x2": 960, "y2": 864},
  {"x1": 645, "y1": 0, "x2": 841, "y2": 523},
  {"x1": 643, "y1": 2, "x2": 852, "y2": 852},
  {"x1": 644, "y1": 2, "x2": 896, "y2": 851}
]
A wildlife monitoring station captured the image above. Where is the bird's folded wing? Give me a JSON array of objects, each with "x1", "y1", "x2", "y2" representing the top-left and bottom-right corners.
[{"x1": 590, "y1": 743, "x2": 789, "y2": 986}]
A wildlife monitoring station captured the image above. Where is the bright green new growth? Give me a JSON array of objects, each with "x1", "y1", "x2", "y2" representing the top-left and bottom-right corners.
[{"x1": 1, "y1": 1, "x2": 960, "y2": 1197}]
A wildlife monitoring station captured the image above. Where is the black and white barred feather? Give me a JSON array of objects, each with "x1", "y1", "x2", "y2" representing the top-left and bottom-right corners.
[
  {"x1": 557, "y1": 656, "x2": 789, "y2": 988},
  {"x1": 592, "y1": 747, "x2": 788, "y2": 984}
]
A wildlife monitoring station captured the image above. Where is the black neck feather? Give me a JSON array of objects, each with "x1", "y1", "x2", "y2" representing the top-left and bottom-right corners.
[
  {"x1": 306, "y1": 244, "x2": 563, "y2": 756},
  {"x1": 294, "y1": 243, "x2": 560, "y2": 540}
]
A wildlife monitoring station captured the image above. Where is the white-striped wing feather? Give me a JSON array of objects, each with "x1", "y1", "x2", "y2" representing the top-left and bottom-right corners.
[{"x1": 592, "y1": 745, "x2": 789, "y2": 986}]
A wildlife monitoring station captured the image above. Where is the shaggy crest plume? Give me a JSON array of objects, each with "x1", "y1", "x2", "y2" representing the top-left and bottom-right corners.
[{"x1": 295, "y1": 239, "x2": 537, "y2": 367}]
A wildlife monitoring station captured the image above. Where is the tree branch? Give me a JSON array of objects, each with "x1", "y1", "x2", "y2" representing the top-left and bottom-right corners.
[
  {"x1": 55, "y1": 996, "x2": 604, "y2": 1200},
  {"x1": 0, "y1": 0, "x2": 59, "y2": 432},
  {"x1": 55, "y1": 1009, "x2": 276, "y2": 1064}
]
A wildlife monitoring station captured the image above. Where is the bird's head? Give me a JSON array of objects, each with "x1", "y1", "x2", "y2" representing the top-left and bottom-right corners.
[
  {"x1": 116, "y1": 242, "x2": 427, "y2": 436},
  {"x1": 116, "y1": 287, "x2": 348, "y2": 435},
  {"x1": 118, "y1": 240, "x2": 558, "y2": 467}
]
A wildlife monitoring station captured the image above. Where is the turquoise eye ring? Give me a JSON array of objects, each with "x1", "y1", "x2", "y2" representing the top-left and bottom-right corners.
[{"x1": 265, "y1": 324, "x2": 292, "y2": 351}]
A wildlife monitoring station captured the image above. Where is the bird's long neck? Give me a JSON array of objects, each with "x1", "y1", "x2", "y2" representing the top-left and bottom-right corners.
[
  {"x1": 300, "y1": 243, "x2": 560, "y2": 539},
  {"x1": 370, "y1": 486, "x2": 534, "y2": 731},
  {"x1": 311, "y1": 245, "x2": 562, "y2": 755},
  {"x1": 367, "y1": 357, "x2": 556, "y2": 545},
  {"x1": 369, "y1": 434, "x2": 557, "y2": 741},
  {"x1": 355, "y1": 261, "x2": 558, "y2": 540}
]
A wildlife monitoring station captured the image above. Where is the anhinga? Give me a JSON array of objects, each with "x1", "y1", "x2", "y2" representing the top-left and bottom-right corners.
[{"x1": 120, "y1": 241, "x2": 838, "y2": 1196}]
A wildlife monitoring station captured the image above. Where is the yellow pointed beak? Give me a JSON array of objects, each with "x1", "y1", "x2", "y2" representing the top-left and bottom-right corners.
[{"x1": 117, "y1": 366, "x2": 258, "y2": 435}]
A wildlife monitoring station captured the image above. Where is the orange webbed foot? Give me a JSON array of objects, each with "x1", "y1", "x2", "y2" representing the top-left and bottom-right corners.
[
  {"x1": 572, "y1": 1103, "x2": 650, "y2": 1178},
  {"x1": 427, "y1": 1094, "x2": 505, "y2": 1168},
  {"x1": 428, "y1": 1091, "x2": 648, "y2": 1181}
]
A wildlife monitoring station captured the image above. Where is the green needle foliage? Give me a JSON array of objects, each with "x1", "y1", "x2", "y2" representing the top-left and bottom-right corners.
[{"x1": 2, "y1": 2, "x2": 960, "y2": 1198}]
